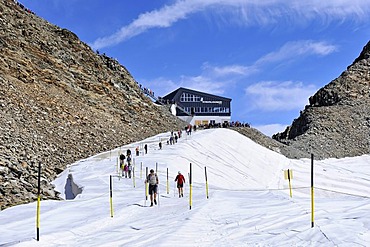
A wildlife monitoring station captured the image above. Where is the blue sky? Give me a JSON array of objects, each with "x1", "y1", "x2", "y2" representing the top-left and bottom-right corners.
[{"x1": 21, "y1": 0, "x2": 370, "y2": 136}]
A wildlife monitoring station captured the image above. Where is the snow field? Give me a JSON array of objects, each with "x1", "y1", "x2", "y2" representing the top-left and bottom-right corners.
[{"x1": 1, "y1": 128, "x2": 370, "y2": 246}]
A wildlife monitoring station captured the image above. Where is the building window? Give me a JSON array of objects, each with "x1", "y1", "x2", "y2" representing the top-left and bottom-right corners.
[
  {"x1": 180, "y1": 93, "x2": 201, "y2": 102},
  {"x1": 181, "y1": 106, "x2": 230, "y2": 114},
  {"x1": 184, "y1": 107, "x2": 190, "y2": 114}
]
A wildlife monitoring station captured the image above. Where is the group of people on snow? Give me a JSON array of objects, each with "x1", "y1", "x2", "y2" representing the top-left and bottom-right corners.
[
  {"x1": 166, "y1": 130, "x2": 182, "y2": 145},
  {"x1": 118, "y1": 129, "x2": 188, "y2": 207},
  {"x1": 145, "y1": 170, "x2": 186, "y2": 207},
  {"x1": 120, "y1": 144, "x2": 149, "y2": 178},
  {"x1": 120, "y1": 151, "x2": 133, "y2": 179}
]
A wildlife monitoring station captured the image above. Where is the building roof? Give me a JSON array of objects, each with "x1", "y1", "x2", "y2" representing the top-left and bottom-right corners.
[{"x1": 162, "y1": 87, "x2": 232, "y2": 101}]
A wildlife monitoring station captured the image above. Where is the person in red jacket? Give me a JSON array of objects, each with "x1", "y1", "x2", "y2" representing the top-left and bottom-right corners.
[{"x1": 175, "y1": 171, "x2": 185, "y2": 198}]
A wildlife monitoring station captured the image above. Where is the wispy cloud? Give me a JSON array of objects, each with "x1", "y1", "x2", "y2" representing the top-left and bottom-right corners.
[
  {"x1": 181, "y1": 75, "x2": 227, "y2": 95},
  {"x1": 202, "y1": 63, "x2": 258, "y2": 77},
  {"x1": 146, "y1": 74, "x2": 227, "y2": 97},
  {"x1": 244, "y1": 81, "x2": 317, "y2": 111},
  {"x1": 255, "y1": 40, "x2": 338, "y2": 66},
  {"x1": 90, "y1": 0, "x2": 370, "y2": 49},
  {"x1": 91, "y1": 1, "x2": 202, "y2": 49},
  {"x1": 149, "y1": 40, "x2": 334, "y2": 98}
]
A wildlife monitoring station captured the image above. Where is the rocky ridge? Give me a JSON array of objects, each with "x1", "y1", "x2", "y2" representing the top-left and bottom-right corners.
[
  {"x1": 273, "y1": 41, "x2": 370, "y2": 159},
  {"x1": 0, "y1": 0, "x2": 186, "y2": 209},
  {"x1": 231, "y1": 127, "x2": 310, "y2": 159}
]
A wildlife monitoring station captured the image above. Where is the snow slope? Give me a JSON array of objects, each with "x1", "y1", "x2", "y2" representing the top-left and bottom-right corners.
[{"x1": 1, "y1": 128, "x2": 370, "y2": 246}]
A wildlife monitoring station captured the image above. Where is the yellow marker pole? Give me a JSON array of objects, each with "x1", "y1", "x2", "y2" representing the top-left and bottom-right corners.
[
  {"x1": 110, "y1": 175, "x2": 114, "y2": 217},
  {"x1": 166, "y1": 168, "x2": 169, "y2": 194},
  {"x1": 311, "y1": 154, "x2": 315, "y2": 228},
  {"x1": 205, "y1": 166, "x2": 209, "y2": 199},
  {"x1": 36, "y1": 196, "x2": 41, "y2": 237},
  {"x1": 189, "y1": 163, "x2": 193, "y2": 210},
  {"x1": 36, "y1": 162, "x2": 41, "y2": 241}
]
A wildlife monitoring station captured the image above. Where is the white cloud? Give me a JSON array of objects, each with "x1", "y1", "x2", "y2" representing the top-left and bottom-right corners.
[
  {"x1": 91, "y1": 1, "x2": 202, "y2": 49},
  {"x1": 149, "y1": 39, "x2": 331, "y2": 99},
  {"x1": 202, "y1": 63, "x2": 258, "y2": 77},
  {"x1": 143, "y1": 75, "x2": 226, "y2": 97},
  {"x1": 180, "y1": 75, "x2": 227, "y2": 95},
  {"x1": 255, "y1": 40, "x2": 338, "y2": 66},
  {"x1": 147, "y1": 61, "x2": 252, "y2": 97},
  {"x1": 245, "y1": 81, "x2": 317, "y2": 111},
  {"x1": 90, "y1": 0, "x2": 370, "y2": 49}
]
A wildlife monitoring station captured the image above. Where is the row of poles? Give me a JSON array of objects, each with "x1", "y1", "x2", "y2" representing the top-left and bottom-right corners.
[
  {"x1": 109, "y1": 162, "x2": 209, "y2": 217},
  {"x1": 35, "y1": 154, "x2": 316, "y2": 241}
]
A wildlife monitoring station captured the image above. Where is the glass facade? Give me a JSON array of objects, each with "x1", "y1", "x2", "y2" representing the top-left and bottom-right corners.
[
  {"x1": 163, "y1": 88, "x2": 231, "y2": 119},
  {"x1": 180, "y1": 93, "x2": 201, "y2": 102},
  {"x1": 184, "y1": 107, "x2": 230, "y2": 114}
]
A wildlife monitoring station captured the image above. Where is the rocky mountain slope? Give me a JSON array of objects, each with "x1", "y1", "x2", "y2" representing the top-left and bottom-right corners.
[
  {"x1": 273, "y1": 41, "x2": 370, "y2": 159},
  {"x1": 231, "y1": 127, "x2": 310, "y2": 159},
  {"x1": 0, "y1": 0, "x2": 186, "y2": 209}
]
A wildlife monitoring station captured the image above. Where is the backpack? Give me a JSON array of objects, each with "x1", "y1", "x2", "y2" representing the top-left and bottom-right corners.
[{"x1": 147, "y1": 174, "x2": 158, "y2": 185}]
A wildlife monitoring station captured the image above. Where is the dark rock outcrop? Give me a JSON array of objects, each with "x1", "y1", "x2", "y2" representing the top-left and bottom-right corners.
[{"x1": 273, "y1": 41, "x2": 370, "y2": 159}]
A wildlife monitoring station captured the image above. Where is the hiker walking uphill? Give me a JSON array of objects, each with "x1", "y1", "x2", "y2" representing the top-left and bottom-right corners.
[
  {"x1": 126, "y1": 154, "x2": 132, "y2": 178},
  {"x1": 146, "y1": 169, "x2": 159, "y2": 206},
  {"x1": 175, "y1": 171, "x2": 185, "y2": 197},
  {"x1": 119, "y1": 153, "x2": 126, "y2": 177},
  {"x1": 119, "y1": 153, "x2": 125, "y2": 167}
]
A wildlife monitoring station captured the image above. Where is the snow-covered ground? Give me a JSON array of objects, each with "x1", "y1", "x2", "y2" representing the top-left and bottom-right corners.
[{"x1": 1, "y1": 128, "x2": 370, "y2": 246}]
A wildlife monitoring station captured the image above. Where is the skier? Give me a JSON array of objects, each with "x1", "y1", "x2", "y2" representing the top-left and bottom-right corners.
[
  {"x1": 144, "y1": 144, "x2": 148, "y2": 154},
  {"x1": 175, "y1": 171, "x2": 185, "y2": 197},
  {"x1": 146, "y1": 169, "x2": 159, "y2": 206},
  {"x1": 136, "y1": 146, "x2": 139, "y2": 156},
  {"x1": 159, "y1": 141, "x2": 162, "y2": 150}
]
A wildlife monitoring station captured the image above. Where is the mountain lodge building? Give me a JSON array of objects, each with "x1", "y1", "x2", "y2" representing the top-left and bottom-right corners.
[{"x1": 160, "y1": 87, "x2": 232, "y2": 126}]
